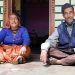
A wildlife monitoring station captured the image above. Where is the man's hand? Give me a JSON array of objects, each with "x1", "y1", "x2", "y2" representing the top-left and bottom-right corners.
[{"x1": 40, "y1": 50, "x2": 47, "y2": 64}]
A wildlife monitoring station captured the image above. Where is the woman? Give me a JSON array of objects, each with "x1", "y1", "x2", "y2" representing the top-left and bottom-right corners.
[{"x1": 0, "y1": 13, "x2": 31, "y2": 64}]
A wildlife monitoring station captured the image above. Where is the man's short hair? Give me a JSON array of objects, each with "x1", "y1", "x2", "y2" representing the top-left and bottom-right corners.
[{"x1": 61, "y1": 3, "x2": 74, "y2": 14}]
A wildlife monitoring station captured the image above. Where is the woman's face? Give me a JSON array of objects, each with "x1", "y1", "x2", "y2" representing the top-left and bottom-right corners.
[{"x1": 9, "y1": 14, "x2": 19, "y2": 29}]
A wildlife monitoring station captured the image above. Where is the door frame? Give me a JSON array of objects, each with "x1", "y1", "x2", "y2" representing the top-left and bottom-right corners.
[
  {"x1": 3, "y1": 0, "x2": 12, "y2": 26},
  {"x1": 4, "y1": 0, "x2": 55, "y2": 35}
]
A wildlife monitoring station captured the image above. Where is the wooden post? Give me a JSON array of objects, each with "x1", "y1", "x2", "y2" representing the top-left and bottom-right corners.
[
  {"x1": 49, "y1": 0, "x2": 55, "y2": 35},
  {"x1": 3, "y1": 0, "x2": 12, "y2": 26}
]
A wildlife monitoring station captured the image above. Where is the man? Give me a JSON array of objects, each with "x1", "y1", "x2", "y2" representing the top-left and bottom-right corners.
[{"x1": 40, "y1": 3, "x2": 75, "y2": 66}]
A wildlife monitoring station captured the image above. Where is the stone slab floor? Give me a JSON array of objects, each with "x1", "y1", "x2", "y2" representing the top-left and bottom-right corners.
[{"x1": 0, "y1": 54, "x2": 75, "y2": 75}]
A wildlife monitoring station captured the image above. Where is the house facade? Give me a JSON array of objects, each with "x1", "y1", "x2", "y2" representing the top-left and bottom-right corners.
[{"x1": 1, "y1": 0, "x2": 75, "y2": 52}]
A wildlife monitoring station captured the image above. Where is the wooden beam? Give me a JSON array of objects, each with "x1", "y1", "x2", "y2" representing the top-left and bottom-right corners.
[{"x1": 49, "y1": 0, "x2": 55, "y2": 35}]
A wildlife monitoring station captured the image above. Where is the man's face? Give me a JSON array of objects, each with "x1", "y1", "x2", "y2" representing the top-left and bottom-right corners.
[{"x1": 63, "y1": 7, "x2": 74, "y2": 25}]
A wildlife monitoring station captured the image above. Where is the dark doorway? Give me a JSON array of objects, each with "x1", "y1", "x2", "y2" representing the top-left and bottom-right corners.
[{"x1": 13, "y1": 0, "x2": 49, "y2": 53}]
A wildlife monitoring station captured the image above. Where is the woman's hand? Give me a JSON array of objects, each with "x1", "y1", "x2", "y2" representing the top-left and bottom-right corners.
[{"x1": 20, "y1": 46, "x2": 27, "y2": 55}]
